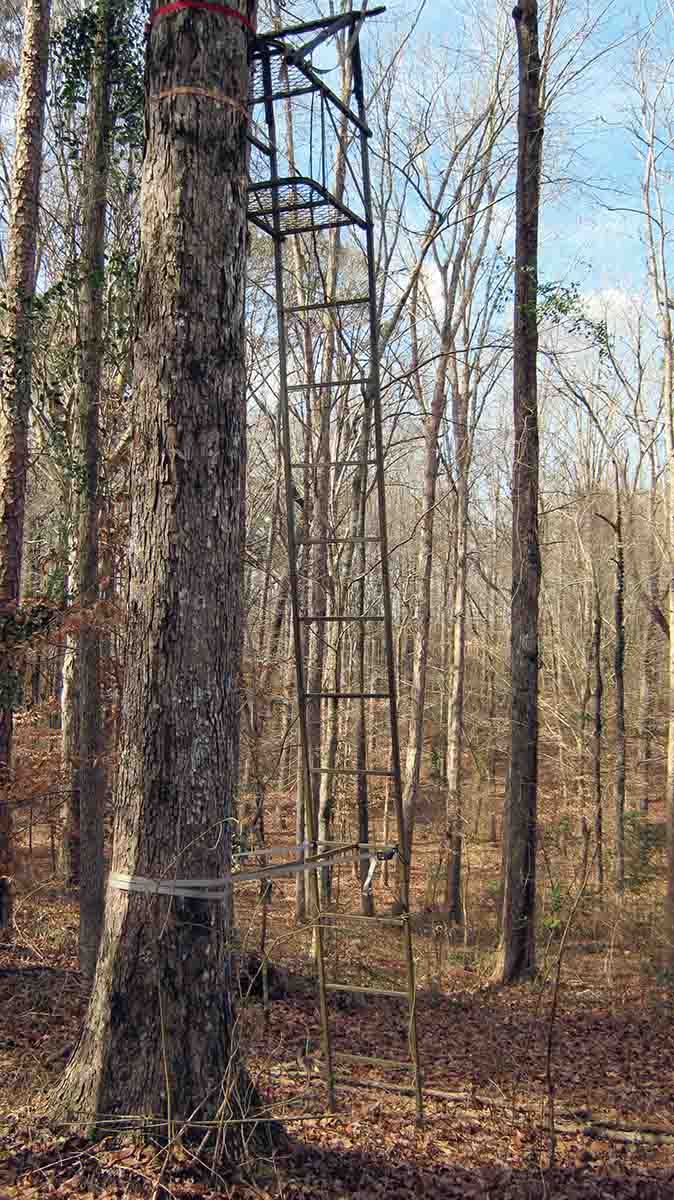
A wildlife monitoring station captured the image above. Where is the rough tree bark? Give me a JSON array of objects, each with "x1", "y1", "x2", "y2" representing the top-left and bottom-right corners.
[
  {"x1": 0, "y1": 0, "x2": 51, "y2": 933},
  {"x1": 52, "y1": 1, "x2": 275, "y2": 1151},
  {"x1": 76, "y1": 0, "x2": 114, "y2": 979},
  {"x1": 638, "y1": 45, "x2": 674, "y2": 967},
  {"x1": 493, "y1": 0, "x2": 542, "y2": 984}
]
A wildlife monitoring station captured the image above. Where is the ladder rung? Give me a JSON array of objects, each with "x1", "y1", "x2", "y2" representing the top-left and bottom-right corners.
[
  {"x1": 251, "y1": 83, "x2": 315, "y2": 106},
  {"x1": 311, "y1": 767, "x2": 395, "y2": 777},
  {"x1": 303, "y1": 536, "x2": 380, "y2": 544},
  {"x1": 284, "y1": 297, "x2": 370, "y2": 313},
  {"x1": 305, "y1": 692, "x2": 390, "y2": 700},
  {"x1": 289, "y1": 459, "x2": 377, "y2": 468},
  {"x1": 300, "y1": 615, "x2": 384, "y2": 622},
  {"x1": 326, "y1": 983, "x2": 407, "y2": 999},
  {"x1": 287, "y1": 380, "x2": 360, "y2": 391}
]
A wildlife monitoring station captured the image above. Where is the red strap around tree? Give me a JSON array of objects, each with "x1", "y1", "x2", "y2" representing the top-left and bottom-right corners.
[{"x1": 147, "y1": 2, "x2": 256, "y2": 35}]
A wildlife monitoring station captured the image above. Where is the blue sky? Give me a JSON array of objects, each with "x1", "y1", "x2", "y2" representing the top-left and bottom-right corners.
[
  {"x1": 269, "y1": 0, "x2": 674, "y2": 328},
  {"x1": 358, "y1": 0, "x2": 671, "y2": 304}
]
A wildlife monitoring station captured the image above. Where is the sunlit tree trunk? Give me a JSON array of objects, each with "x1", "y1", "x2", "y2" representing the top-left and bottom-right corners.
[
  {"x1": 494, "y1": 0, "x2": 542, "y2": 984},
  {"x1": 638, "y1": 57, "x2": 674, "y2": 962},
  {"x1": 445, "y1": 455, "x2": 468, "y2": 921},
  {"x1": 0, "y1": 0, "x2": 51, "y2": 934},
  {"x1": 52, "y1": 4, "x2": 276, "y2": 1149}
]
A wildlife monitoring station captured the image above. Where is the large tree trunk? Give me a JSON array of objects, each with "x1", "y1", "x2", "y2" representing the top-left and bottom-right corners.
[
  {"x1": 52, "y1": 3, "x2": 273, "y2": 1151},
  {"x1": 0, "y1": 0, "x2": 51, "y2": 931},
  {"x1": 493, "y1": 0, "x2": 542, "y2": 984},
  {"x1": 637, "y1": 42, "x2": 674, "y2": 971},
  {"x1": 76, "y1": 0, "x2": 113, "y2": 979}
]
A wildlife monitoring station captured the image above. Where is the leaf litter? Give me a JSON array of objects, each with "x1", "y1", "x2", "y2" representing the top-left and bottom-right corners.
[{"x1": 1, "y1": 891, "x2": 674, "y2": 1198}]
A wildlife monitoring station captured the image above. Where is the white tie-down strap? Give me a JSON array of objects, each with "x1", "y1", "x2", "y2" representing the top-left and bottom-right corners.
[
  {"x1": 362, "y1": 856, "x2": 379, "y2": 894},
  {"x1": 234, "y1": 842, "x2": 311, "y2": 859},
  {"x1": 109, "y1": 873, "x2": 228, "y2": 901},
  {"x1": 362, "y1": 844, "x2": 398, "y2": 894},
  {"x1": 108, "y1": 841, "x2": 376, "y2": 902}
]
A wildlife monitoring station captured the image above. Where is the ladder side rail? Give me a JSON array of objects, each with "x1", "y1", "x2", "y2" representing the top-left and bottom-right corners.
[
  {"x1": 351, "y1": 41, "x2": 407, "y2": 901},
  {"x1": 261, "y1": 54, "x2": 313, "y2": 849},
  {"x1": 260, "y1": 48, "x2": 336, "y2": 1112}
]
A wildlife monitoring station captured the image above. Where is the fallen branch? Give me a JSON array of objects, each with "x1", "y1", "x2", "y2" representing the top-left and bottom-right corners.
[
  {"x1": 279, "y1": 1068, "x2": 674, "y2": 1142},
  {"x1": 556, "y1": 1118, "x2": 674, "y2": 1146}
]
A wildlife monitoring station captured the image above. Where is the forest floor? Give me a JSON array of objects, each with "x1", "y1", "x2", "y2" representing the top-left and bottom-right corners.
[{"x1": 1, "y1": 803, "x2": 674, "y2": 1199}]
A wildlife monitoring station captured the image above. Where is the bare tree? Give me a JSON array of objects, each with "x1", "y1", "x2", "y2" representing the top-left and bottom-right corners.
[
  {"x1": 399, "y1": 49, "x2": 511, "y2": 879},
  {"x1": 494, "y1": 0, "x2": 543, "y2": 984},
  {"x1": 636, "y1": 39, "x2": 674, "y2": 965},
  {"x1": 0, "y1": 0, "x2": 51, "y2": 933}
]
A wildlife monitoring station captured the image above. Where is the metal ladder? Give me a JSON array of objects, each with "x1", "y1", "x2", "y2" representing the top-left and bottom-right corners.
[{"x1": 247, "y1": 8, "x2": 423, "y2": 1123}]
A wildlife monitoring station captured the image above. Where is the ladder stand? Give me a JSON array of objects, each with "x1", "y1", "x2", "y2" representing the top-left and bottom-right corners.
[{"x1": 247, "y1": 8, "x2": 422, "y2": 1123}]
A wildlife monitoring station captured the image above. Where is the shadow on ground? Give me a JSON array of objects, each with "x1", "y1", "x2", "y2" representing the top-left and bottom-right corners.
[{"x1": 283, "y1": 1140, "x2": 674, "y2": 1199}]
